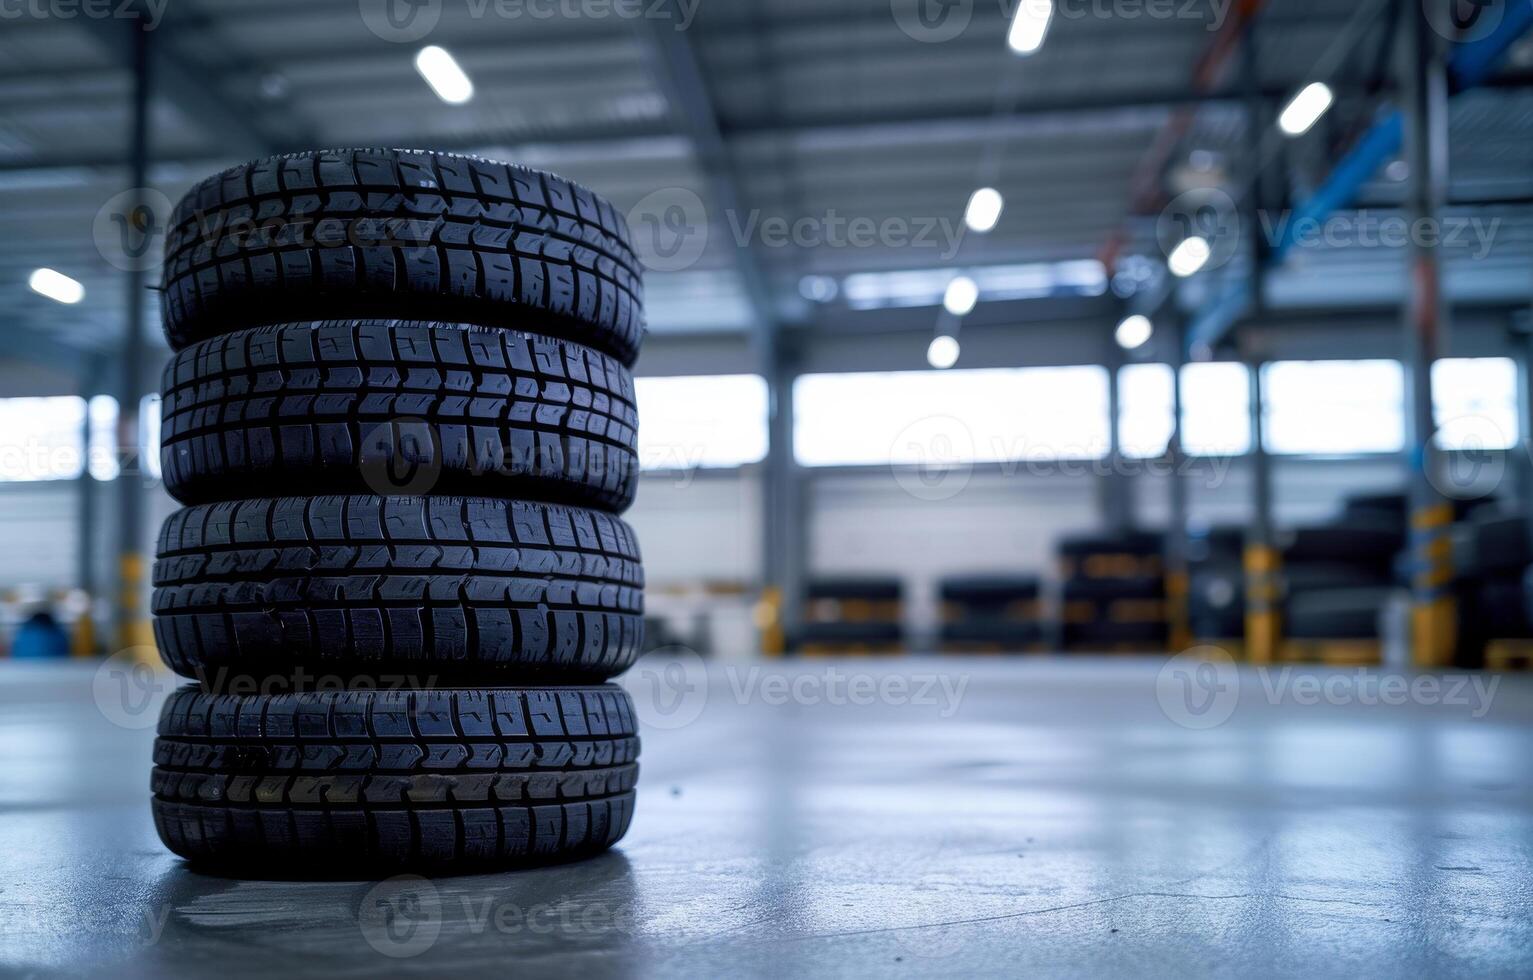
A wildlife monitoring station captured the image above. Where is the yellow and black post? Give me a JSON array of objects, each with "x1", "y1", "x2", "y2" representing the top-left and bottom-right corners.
[
  {"x1": 114, "y1": 16, "x2": 153, "y2": 653},
  {"x1": 1402, "y1": 3, "x2": 1456, "y2": 669}
]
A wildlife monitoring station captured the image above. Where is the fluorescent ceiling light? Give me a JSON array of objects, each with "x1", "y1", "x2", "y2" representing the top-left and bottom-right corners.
[
  {"x1": 1115, "y1": 314, "x2": 1153, "y2": 350},
  {"x1": 943, "y1": 276, "x2": 979, "y2": 317},
  {"x1": 1008, "y1": 0, "x2": 1054, "y2": 54},
  {"x1": 927, "y1": 334, "x2": 960, "y2": 370},
  {"x1": 28, "y1": 268, "x2": 84, "y2": 304},
  {"x1": 1167, "y1": 237, "x2": 1211, "y2": 278},
  {"x1": 1278, "y1": 82, "x2": 1334, "y2": 136},
  {"x1": 963, "y1": 187, "x2": 1004, "y2": 233},
  {"x1": 415, "y1": 45, "x2": 474, "y2": 104}
]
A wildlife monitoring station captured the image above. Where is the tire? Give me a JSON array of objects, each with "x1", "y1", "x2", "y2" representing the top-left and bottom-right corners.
[
  {"x1": 151, "y1": 685, "x2": 639, "y2": 871},
  {"x1": 1284, "y1": 588, "x2": 1391, "y2": 639},
  {"x1": 937, "y1": 620, "x2": 1042, "y2": 647},
  {"x1": 1062, "y1": 575, "x2": 1165, "y2": 601},
  {"x1": 803, "y1": 578, "x2": 903, "y2": 602},
  {"x1": 161, "y1": 149, "x2": 644, "y2": 365},
  {"x1": 160, "y1": 321, "x2": 638, "y2": 510},
  {"x1": 938, "y1": 575, "x2": 1040, "y2": 605},
  {"x1": 152, "y1": 496, "x2": 644, "y2": 682},
  {"x1": 1280, "y1": 524, "x2": 1402, "y2": 565}
]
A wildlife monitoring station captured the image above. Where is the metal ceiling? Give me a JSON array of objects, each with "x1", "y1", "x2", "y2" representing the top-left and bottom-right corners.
[{"x1": 0, "y1": 0, "x2": 1530, "y2": 364}]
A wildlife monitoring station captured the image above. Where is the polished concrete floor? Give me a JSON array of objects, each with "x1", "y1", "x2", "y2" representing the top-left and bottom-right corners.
[{"x1": 3, "y1": 654, "x2": 1532, "y2": 978}]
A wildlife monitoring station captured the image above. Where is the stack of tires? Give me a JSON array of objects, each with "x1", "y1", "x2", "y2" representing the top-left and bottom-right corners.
[
  {"x1": 1454, "y1": 511, "x2": 1533, "y2": 668},
  {"x1": 147, "y1": 149, "x2": 646, "y2": 871},
  {"x1": 797, "y1": 578, "x2": 905, "y2": 654},
  {"x1": 936, "y1": 575, "x2": 1045, "y2": 653},
  {"x1": 1280, "y1": 495, "x2": 1406, "y2": 650},
  {"x1": 1058, "y1": 532, "x2": 1168, "y2": 652},
  {"x1": 1185, "y1": 527, "x2": 1246, "y2": 644}
]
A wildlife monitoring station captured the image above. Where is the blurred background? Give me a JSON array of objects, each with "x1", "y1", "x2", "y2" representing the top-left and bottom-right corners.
[{"x1": 2, "y1": 0, "x2": 1532, "y2": 669}]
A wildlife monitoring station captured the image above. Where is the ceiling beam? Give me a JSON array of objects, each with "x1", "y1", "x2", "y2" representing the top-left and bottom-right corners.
[
  {"x1": 631, "y1": 3, "x2": 780, "y2": 342},
  {"x1": 73, "y1": 4, "x2": 315, "y2": 161}
]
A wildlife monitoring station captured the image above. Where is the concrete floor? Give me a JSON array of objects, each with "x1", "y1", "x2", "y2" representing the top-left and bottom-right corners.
[{"x1": 3, "y1": 654, "x2": 1532, "y2": 978}]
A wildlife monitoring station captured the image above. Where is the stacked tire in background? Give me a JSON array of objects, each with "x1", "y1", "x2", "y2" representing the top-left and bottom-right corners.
[
  {"x1": 936, "y1": 575, "x2": 1045, "y2": 653},
  {"x1": 1058, "y1": 532, "x2": 1168, "y2": 652},
  {"x1": 147, "y1": 150, "x2": 646, "y2": 871}
]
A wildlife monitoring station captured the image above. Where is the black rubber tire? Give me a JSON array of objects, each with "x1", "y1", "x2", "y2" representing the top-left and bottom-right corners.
[
  {"x1": 151, "y1": 685, "x2": 638, "y2": 871},
  {"x1": 160, "y1": 320, "x2": 638, "y2": 510},
  {"x1": 152, "y1": 496, "x2": 644, "y2": 682},
  {"x1": 937, "y1": 620, "x2": 1043, "y2": 647},
  {"x1": 1284, "y1": 588, "x2": 1391, "y2": 639},
  {"x1": 161, "y1": 149, "x2": 644, "y2": 365},
  {"x1": 938, "y1": 575, "x2": 1040, "y2": 605},
  {"x1": 795, "y1": 622, "x2": 904, "y2": 646},
  {"x1": 1280, "y1": 524, "x2": 1402, "y2": 565},
  {"x1": 803, "y1": 577, "x2": 903, "y2": 602},
  {"x1": 1062, "y1": 575, "x2": 1165, "y2": 601}
]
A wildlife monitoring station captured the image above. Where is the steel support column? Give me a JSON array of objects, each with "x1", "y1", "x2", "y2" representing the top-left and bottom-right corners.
[
  {"x1": 1166, "y1": 320, "x2": 1191, "y2": 651},
  {"x1": 76, "y1": 357, "x2": 105, "y2": 656},
  {"x1": 1402, "y1": 3, "x2": 1455, "y2": 668},
  {"x1": 1102, "y1": 341, "x2": 1132, "y2": 532},
  {"x1": 761, "y1": 343, "x2": 804, "y2": 655},
  {"x1": 1244, "y1": 360, "x2": 1279, "y2": 663},
  {"x1": 114, "y1": 19, "x2": 151, "y2": 652}
]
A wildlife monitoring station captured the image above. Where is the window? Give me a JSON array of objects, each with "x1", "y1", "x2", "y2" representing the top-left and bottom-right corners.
[
  {"x1": 139, "y1": 393, "x2": 163, "y2": 480},
  {"x1": 0, "y1": 396, "x2": 86, "y2": 481},
  {"x1": 793, "y1": 366, "x2": 1111, "y2": 466},
  {"x1": 1183, "y1": 362, "x2": 1253, "y2": 456},
  {"x1": 1117, "y1": 362, "x2": 1253, "y2": 458},
  {"x1": 87, "y1": 395, "x2": 119, "y2": 481},
  {"x1": 1117, "y1": 364, "x2": 1174, "y2": 458},
  {"x1": 634, "y1": 374, "x2": 769, "y2": 470},
  {"x1": 1262, "y1": 360, "x2": 1405, "y2": 455},
  {"x1": 1433, "y1": 357, "x2": 1518, "y2": 450}
]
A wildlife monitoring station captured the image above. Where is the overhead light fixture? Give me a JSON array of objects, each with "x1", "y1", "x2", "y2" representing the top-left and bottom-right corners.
[
  {"x1": 1278, "y1": 82, "x2": 1334, "y2": 137},
  {"x1": 1167, "y1": 237, "x2": 1211, "y2": 278},
  {"x1": 1007, "y1": 0, "x2": 1054, "y2": 55},
  {"x1": 927, "y1": 334, "x2": 960, "y2": 370},
  {"x1": 415, "y1": 45, "x2": 474, "y2": 104},
  {"x1": 963, "y1": 187, "x2": 1004, "y2": 233},
  {"x1": 28, "y1": 268, "x2": 84, "y2": 304},
  {"x1": 942, "y1": 275, "x2": 979, "y2": 317},
  {"x1": 1114, "y1": 314, "x2": 1153, "y2": 350}
]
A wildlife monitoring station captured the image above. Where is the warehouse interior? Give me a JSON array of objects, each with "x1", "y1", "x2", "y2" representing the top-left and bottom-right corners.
[{"x1": 4, "y1": 0, "x2": 1533, "y2": 975}]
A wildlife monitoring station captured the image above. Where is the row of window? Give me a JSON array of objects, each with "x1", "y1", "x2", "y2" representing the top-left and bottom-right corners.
[
  {"x1": 638, "y1": 358, "x2": 1519, "y2": 470},
  {"x1": 0, "y1": 360, "x2": 1518, "y2": 481}
]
